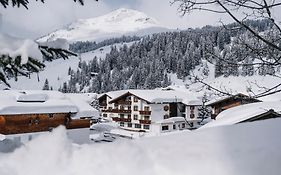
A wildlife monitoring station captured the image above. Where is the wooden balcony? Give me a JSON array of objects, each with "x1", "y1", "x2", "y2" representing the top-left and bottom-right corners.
[
  {"x1": 117, "y1": 101, "x2": 132, "y2": 105},
  {"x1": 101, "y1": 109, "x2": 131, "y2": 114},
  {"x1": 139, "y1": 111, "x2": 151, "y2": 115},
  {"x1": 139, "y1": 119, "x2": 151, "y2": 124},
  {"x1": 112, "y1": 117, "x2": 132, "y2": 122}
]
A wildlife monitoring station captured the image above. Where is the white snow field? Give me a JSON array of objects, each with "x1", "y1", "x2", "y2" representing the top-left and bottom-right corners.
[{"x1": 0, "y1": 118, "x2": 280, "y2": 175}]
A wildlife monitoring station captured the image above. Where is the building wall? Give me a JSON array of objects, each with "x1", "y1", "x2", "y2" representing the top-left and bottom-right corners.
[
  {"x1": 151, "y1": 121, "x2": 188, "y2": 134},
  {"x1": 0, "y1": 113, "x2": 90, "y2": 135},
  {"x1": 100, "y1": 94, "x2": 193, "y2": 133},
  {"x1": 150, "y1": 104, "x2": 168, "y2": 122},
  {"x1": 185, "y1": 105, "x2": 200, "y2": 120}
]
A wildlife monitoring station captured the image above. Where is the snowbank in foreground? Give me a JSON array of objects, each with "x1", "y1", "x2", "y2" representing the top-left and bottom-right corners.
[{"x1": 0, "y1": 119, "x2": 281, "y2": 175}]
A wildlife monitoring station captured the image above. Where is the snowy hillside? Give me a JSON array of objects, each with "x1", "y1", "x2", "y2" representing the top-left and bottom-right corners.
[
  {"x1": 38, "y1": 8, "x2": 168, "y2": 43},
  {"x1": 1, "y1": 42, "x2": 135, "y2": 90},
  {"x1": 1, "y1": 118, "x2": 281, "y2": 175}
]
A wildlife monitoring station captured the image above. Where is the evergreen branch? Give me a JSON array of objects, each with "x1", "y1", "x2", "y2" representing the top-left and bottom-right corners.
[
  {"x1": 38, "y1": 45, "x2": 77, "y2": 61},
  {"x1": 0, "y1": 0, "x2": 98, "y2": 9}
]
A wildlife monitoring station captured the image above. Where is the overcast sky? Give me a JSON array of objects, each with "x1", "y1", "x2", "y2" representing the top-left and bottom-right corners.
[{"x1": 0, "y1": 0, "x2": 279, "y2": 39}]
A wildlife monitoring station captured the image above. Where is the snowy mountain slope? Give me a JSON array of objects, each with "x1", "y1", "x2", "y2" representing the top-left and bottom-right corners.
[
  {"x1": 1, "y1": 42, "x2": 135, "y2": 90},
  {"x1": 38, "y1": 8, "x2": 169, "y2": 43},
  {"x1": 1, "y1": 118, "x2": 281, "y2": 175}
]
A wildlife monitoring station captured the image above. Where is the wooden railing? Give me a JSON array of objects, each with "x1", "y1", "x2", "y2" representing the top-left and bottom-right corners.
[
  {"x1": 139, "y1": 111, "x2": 151, "y2": 115},
  {"x1": 139, "y1": 119, "x2": 151, "y2": 124},
  {"x1": 112, "y1": 117, "x2": 132, "y2": 122},
  {"x1": 117, "y1": 101, "x2": 132, "y2": 105},
  {"x1": 101, "y1": 109, "x2": 131, "y2": 113}
]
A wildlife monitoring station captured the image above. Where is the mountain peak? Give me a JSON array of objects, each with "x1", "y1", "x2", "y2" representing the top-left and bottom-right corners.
[{"x1": 38, "y1": 8, "x2": 167, "y2": 43}]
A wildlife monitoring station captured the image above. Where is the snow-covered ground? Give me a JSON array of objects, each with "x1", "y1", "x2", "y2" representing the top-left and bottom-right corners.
[{"x1": 0, "y1": 119, "x2": 280, "y2": 175}]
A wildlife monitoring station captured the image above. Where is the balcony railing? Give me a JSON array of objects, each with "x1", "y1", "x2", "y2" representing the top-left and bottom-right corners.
[
  {"x1": 101, "y1": 109, "x2": 131, "y2": 114},
  {"x1": 117, "y1": 101, "x2": 132, "y2": 105},
  {"x1": 139, "y1": 111, "x2": 151, "y2": 115},
  {"x1": 139, "y1": 119, "x2": 151, "y2": 124},
  {"x1": 112, "y1": 117, "x2": 132, "y2": 122}
]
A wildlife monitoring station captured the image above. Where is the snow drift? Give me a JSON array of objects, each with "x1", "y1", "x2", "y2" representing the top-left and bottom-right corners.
[{"x1": 0, "y1": 119, "x2": 280, "y2": 175}]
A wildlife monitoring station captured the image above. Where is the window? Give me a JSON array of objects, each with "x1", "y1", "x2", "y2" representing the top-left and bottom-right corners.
[
  {"x1": 133, "y1": 115, "x2": 138, "y2": 120},
  {"x1": 164, "y1": 114, "x2": 169, "y2": 119},
  {"x1": 143, "y1": 125, "x2": 150, "y2": 130},
  {"x1": 108, "y1": 107, "x2": 112, "y2": 110},
  {"x1": 133, "y1": 106, "x2": 138, "y2": 111},
  {"x1": 120, "y1": 105, "x2": 124, "y2": 110},
  {"x1": 173, "y1": 124, "x2": 176, "y2": 130},
  {"x1": 128, "y1": 106, "x2": 131, "y2": 110},
  {"x1": 128, "y1": 115, "x2": 131, "y2": 119},
  {"x1": 120, "y1": 114, "x2": 124, "y2": 118},
  {"x1": 135, "y1": 124, "x2": 141, "y2": 128},
  {"x1": 190, "y1": 122, "x2": 194, "y2": 127},
  {"x1": 182, "y1": 123, "x2": 186, "y2": 128},
  {"x1": 144, "y1": 106, "x2": 150, "y2": 111},
  {"x1": 103, "y1": 114, "x2": 107, "y2": 118},
  {"x1": 34, "y1": 117, "x2": 40, "y2": 125},
  {"x1": 190, "y1": 106, "x2": 195, "y2": 110},
  {"x1": 134, "y1": 97, "x2": 138, "y2": 102},
  {"x1": 49, "y1": 114, "x2": 54, "y2": 118},
  {"x1": 190, "y1": 114, "x2": 195, "y2": 119},
  {"x1": 120, "y1": 122, "x2": 124, "y2": 127},
  {"x1": 164, "y1": 105, "x2": 169, "y2": 111},
  {"x1": 162, "y1": 125, "x2": 169, "y2": 131},
  {"x1": 128, "y1": 123, "x2": 132, "y2": 127},
  {"x1": 144, "y1": 116, "x2": 150, "y2": 120}
]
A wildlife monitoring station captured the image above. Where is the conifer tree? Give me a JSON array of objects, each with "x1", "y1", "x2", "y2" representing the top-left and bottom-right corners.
[{"x1": 42, "y1": 78, "x2": 50, "y2": 90}]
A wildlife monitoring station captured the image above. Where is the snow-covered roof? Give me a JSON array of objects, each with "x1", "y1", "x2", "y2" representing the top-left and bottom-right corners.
[
  {"x1": 156, "y1": 117, "x2": 186, "y2": 124},
  {"x1": 98, "y1": 89, "x2": 128, "y2": 100},
  {"x1": 0, "y1": 90, "x2": 77, "y2": 115},
  {"x1": 0, "y1": 90, "x2": 99, "y2": 118},
  {"x1": 205, "y1": 93, "x2": 260, "y2": 106},
  {"x1": 66, "y1": 93, "x2": 99, "y2": 119},
  {"x1": 108, "y1": 89, "x2": 201, "y2": 104},
  {"x1": 201, "y1": 101, "x2": 281, "y2": 129}
]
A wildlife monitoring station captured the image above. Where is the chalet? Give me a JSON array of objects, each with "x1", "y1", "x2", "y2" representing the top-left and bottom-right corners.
[
  {"x1": 206, "y1": 93, "x2": 261, "y2": 119},
  {"x1": 201, "y1": 101, "x2": 281, "y2": 129},
  {"x1": 0, "y1": 90, "x2": 99, "y2": 143},
  {"x1": 99, "y1": 89, "x2": 204, "y2": 133},
  {"x1": 98, "y1": 90, "x2": 127, "y2": 112}
]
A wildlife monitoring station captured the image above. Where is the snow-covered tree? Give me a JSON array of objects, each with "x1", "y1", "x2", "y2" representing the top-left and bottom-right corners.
[{"x1": 42, "y1": 78, "x2": 50, "y2": 90}]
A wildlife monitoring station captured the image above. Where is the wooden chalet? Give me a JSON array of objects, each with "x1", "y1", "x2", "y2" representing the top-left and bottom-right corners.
[
  {"x1": 207, "y1": 93, "x2": 261, "y2": 119},
  {"x1": 0, "y1": 90, "x2": 98, "y2": 136},
  {"x1": 238, "y1": 109, "x2": 281, "y2": 123},
  {"x1": 201, "y1": 101, "x2": 281, "y2": 129}
]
